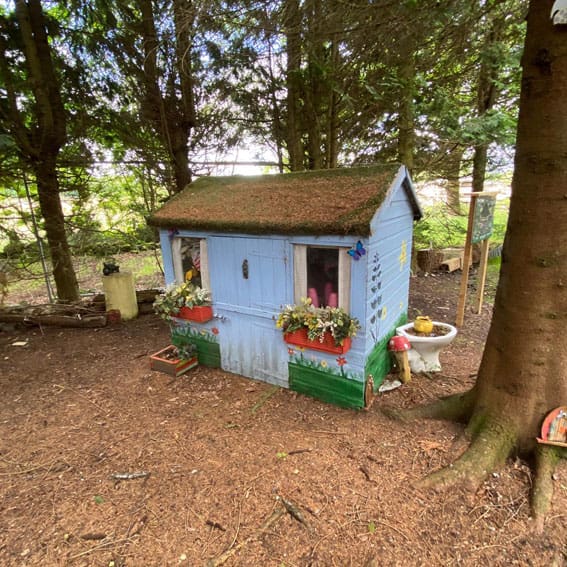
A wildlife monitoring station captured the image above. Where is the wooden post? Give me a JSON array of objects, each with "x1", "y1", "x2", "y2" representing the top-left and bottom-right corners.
[
  {"x1": 456, "y1": 194, "x2": 478, "y2": 327},
  {"x1": 456, "y1": 191, "x2": 497, "y2": 327},
  {"x1": 475, "y1": 238, "x2": 490, "y2": 314}
]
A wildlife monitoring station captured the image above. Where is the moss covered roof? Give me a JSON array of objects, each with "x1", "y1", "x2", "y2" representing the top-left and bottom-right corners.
[{"x1": 148, "y1": 164, "x2": 412, "y2": 236}]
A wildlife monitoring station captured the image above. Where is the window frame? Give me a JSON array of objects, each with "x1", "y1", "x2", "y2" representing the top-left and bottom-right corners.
[
  {"x1": 293, "y1": 244, "x2": 351, "y2": 311},
  {"x1": 171, "y1": 236, "x2": 210, "y2": 289}
]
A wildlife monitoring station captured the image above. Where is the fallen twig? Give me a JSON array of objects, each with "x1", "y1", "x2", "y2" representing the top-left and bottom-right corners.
[
  {"x1": 250, "y1": 385, "x2": 279, "y2": 414},
  {"x1": 206, "y1": 520, "x2": 226, "y2": 532},
  {"x1": 205, "y1": 506, "x2": 285, "y2": 567},
  {"x1": 277, "y1": 495, "x2": 309, "y2": 527},
  {"x1": 54, "y1": 383, "x2": 106, "y2": 413},
  {"x1": 69, "y1": 536, "x2": 134, "y2": 560},
  {"x1": 80, "y1": 533, "x2": 107, "y2": 541},
  {"x1": 359, "y1": 465, "x2": 372, "y2": 482},
  {"x1": 110, "y1": 471, "x2": 151, "y2": 481},
  {"x1": 307, "y1": 429, "x2": 348, "y2": 435},
  {"x1": 288, "y1": 448, "x2": 312, "y2": 456}
]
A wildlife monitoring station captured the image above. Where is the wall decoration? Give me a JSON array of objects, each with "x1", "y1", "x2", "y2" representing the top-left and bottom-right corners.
[
  {"x1": 171, "y1": 325, "x2": 221, "y2": 368},
  {"x1": 348, "y1": 240, "x2": 366, "y2": 260},
  {"x1": 399, "y1": 240, "x2": 408, "y2": 270},
  {"x1": 287, "y1": 348, "x2": 365, "y2": 408},
  {"x1": 368, "y1": 252, "x2": 384, "y2": 342},
  {"x1": 364, "y1": 313, "x2": 408, "y2": 391},
  {"x1": 537, "y1": 406, "x2": 567, "y2": 447}
]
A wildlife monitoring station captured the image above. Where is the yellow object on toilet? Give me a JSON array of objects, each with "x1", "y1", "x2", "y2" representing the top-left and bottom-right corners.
[{"x1": 414, "y1": 316, "x2": 433, "y2": 334}]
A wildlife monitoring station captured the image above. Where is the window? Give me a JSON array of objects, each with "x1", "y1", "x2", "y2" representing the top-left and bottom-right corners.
[
  {"x1": 294, "y1": 245, "x2": 350, "y2": 311},
  {"x1": 172, "y1": 237, "x2": 210, "y2": 289}
]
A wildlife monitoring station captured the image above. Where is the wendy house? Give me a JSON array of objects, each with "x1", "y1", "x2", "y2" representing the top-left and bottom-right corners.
[{"x1": 148, "y1": 165, "x2": 422, "y2": 409}]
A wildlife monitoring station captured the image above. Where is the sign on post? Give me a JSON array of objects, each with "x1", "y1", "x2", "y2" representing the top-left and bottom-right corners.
[
  {"x1": 472, "y1": 196, "x2": 496, "y2": 244},
  {"x1": 456, "y1": 192, "x2": 497, "y2": 327}
]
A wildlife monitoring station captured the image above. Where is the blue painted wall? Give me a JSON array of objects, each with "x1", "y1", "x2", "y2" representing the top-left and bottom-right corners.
[{"x1": 363, "y1": 169, "x2": 416, "y2": 385}]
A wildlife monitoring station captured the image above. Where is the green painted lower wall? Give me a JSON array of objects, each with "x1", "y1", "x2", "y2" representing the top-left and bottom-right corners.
[
  {"x1": 365, "y1": 313, "x2": 408, "y2": 390},
  {"x1": 189, "y1": 336, "x2": 221, "y2": 368},
  {"x1": 171, "y1": 326, "x2": 221, "y2": 368},
  {"x1": 288, "y1": 362, "x2": 365, "y2": 409}
]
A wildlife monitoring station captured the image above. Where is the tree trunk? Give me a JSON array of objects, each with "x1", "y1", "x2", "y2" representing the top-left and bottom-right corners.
[
  {"x1": 402, "y1": 0, "x2": 567, "y2": 529},
  {"x1": 473, "y1": 0, "x2": 567, "y2": 450},
  {"x1": 33, "y1": 157, "x2": 79, "y2": 302},
  {"x1": 444, "y1": 146, "x2": 463, "y2": 213},
  {"x1": 471, "y1": 17, "x2": 502, "y2": 193},
  {"x1": 304, "y1": 0, "x2": 324, "y2": 170},
  {"x1": 170, "y1": 127, "x2": 191, "y2": 193},
  {"x1": 171, "y1": 0, "x2": 195, "y2": 192},
  {"x1": 139, "y1": 0, "x2": 194, "y2": 193},
  {"x1": 284, "y1": 0, "x2": 304, "y2": 171},
  {"x1": 397, "y1": 49, "x2": 415, "y2": 172},
  {"x1": 326, "y1": 35, "x2": 340, "y2": 169},
  {"x1": 12, "y1": 0, "x2": 79, "y2": 302}
]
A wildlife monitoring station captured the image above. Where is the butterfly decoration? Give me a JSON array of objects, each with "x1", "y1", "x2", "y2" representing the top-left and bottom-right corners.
[{"x1": 348, "y1": 240, "x2": 366, "y2": 260}]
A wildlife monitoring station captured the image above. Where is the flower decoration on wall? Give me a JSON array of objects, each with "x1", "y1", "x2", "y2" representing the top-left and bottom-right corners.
[{"x1": 336, "y1": 355, "x2": 348, "y2": 376}]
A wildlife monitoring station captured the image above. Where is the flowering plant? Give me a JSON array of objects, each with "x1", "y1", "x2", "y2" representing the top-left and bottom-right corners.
[
  {"x1": 153, "y1": 282, "x2": 211, "y2": 321},
  {"x1": 276, "y1": 297, "x2": 360, "y2": 346}
]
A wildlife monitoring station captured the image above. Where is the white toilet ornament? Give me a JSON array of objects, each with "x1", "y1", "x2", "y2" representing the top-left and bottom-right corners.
[
  {"x1": 396, "y1": 321, "x2": 458, "y2": 373},
  {"x1": 551, "y1": 0, "x2": 567, "y2": 25}
]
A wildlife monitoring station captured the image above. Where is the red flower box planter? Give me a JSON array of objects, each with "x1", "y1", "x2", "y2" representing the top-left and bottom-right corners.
[
  {"x1": 284, "y1": 328, "x2": 351, "y2": 354},
  {"x1": 177, "y1": 305, "x2": 213, "y2": 323},
  {"x1": 150, "y1": 345, "x2": 198, "y2": 377}
]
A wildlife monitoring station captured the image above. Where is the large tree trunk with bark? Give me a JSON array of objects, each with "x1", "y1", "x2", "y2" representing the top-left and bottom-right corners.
[
  {"x1": 398, "y1": 0, "x2": 567, "y2": 530},
  {"x1": 284, "y1": 0, "x2": 305, "y2": 171},
  {"x1": 471, "y1": 16, "x2": 503, "y2": 193},
  {"x1": 139, "y1": 0, "x2": 195, "y2": 193},
  {"x1": 33, "y1": 157, "x2": 79, "y2": 302},
  {"x1": 11, "y1": 0, "x2": 79, "y2": 302},
  {"x1": 397, "y1": 43, "x2": 416, "y2": 172},
  {"x1": 443, "y1": 146, "x2": 463, "y2": 213}
]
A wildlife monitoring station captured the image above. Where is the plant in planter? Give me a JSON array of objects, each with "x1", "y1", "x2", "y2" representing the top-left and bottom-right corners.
[
  {"x1": 276, "y1": 297, "x2": 360, "y2": 353},
  {"x1": 149, "y1": 341, "x2": 198, "y2": 377},
  {"x1": 153, "y1": 282, "x2": 212, "y2": 322}
]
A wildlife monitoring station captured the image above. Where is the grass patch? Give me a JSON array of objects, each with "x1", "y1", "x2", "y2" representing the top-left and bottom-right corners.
[{"x1": 5, "y1": 250, "x2": 163, "y2": 304}]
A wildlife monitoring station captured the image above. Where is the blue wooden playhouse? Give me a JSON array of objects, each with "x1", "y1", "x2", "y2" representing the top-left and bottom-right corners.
[{"x1": 148, "y1": 165, "x2": 422, "y2": 408}]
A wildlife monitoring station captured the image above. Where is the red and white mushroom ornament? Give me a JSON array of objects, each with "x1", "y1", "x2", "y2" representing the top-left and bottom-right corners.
[{"x1": 388, "y1": 335, "x2": 411, "y2": 383}]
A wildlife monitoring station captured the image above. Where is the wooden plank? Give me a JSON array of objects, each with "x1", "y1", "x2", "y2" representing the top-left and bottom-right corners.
[
  {"x1": 440, "y1": 257, "x2": 462, "y2": 272},
  {"x1": 475, "y1": 238, "x2": 490, "y2": 314},
  {"x1": 0, "y1": 313, "x2": 107, "y2": 328},
  {"x1": 456, "y1": 194, "x2": 479, "y2": 327}
]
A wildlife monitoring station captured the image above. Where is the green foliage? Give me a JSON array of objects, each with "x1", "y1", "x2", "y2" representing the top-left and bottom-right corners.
[
  {"x1": 414, "y1": 201, "x2": 509, "y2": 251},
  {"x1": 170, "y1": 332, "x2": 198, "y2": 360},
  {"x1": 153, "y1": 283, "x2": 212, "y2": 321},
  {"x1": 413, "y1": 204, "x2": 468, "y2": 250}
]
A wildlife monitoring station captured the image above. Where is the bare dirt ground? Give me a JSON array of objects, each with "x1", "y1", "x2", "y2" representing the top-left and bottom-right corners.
[{"x1": 0, "y1": 270, "x2": 565, "y2": 567}]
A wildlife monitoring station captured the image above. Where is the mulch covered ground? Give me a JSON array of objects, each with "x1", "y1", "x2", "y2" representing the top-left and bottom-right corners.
[{"x1": 0, "y1": 272, "x2": 565, "y2": 566}]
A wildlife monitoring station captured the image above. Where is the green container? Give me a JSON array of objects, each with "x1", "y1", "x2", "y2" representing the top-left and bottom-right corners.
[{"x1": 288, "y1": 362, "x2": 365, "y2": 409}]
